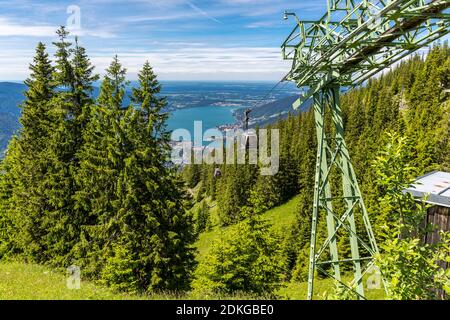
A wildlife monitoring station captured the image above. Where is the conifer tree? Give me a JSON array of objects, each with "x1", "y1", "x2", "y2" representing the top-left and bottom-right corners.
[
  {"x1": 73, "y1": 56, "x2": 129, "y2": 276},
  {"x1": 41, "y1": 27, "x2": 98, "y2": 264},
  {"x1": 53, "y1": 26, "x2": 73, "y2": 89},
  {"x1": 0, "y1": 138, "x2": 20, "y2": 257},
  {"x1": 75, "y1": 58, "x2": 196, "y2": 291},
  {"x1": 120, "y1": 60, "x2": 196, "y2": 291},
  {"x1": 0, "y1": 42, "x2": 56, "y2": 261},
  {"x1": 71, "y1": 37, "x2": 100, "y2": 134},
  {"x1": 193, "y1": 215, "x2": 284, "y2": 295},
  {"x1": 131, "y1": 61, "x2": 167, "y2": 133}
]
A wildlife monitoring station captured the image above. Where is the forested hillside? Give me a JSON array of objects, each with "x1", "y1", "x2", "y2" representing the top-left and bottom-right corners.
[{"x1": 185, "y1": 43, "x2": 450, "y2": 298}]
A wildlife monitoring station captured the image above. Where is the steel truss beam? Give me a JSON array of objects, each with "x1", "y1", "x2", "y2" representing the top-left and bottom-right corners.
[{"x1": 282, "y1": 0, "x2": 450, "y2": 107}]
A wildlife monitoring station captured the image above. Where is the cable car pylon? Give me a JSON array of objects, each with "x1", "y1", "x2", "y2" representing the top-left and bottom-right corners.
[{"x1": 281, "y1": 0, "x2": 450, "y2": 299}]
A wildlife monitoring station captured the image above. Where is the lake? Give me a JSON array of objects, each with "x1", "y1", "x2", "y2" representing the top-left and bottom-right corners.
[{"x1": 166, "y1": 105, "x2": 241, "y2": 140}]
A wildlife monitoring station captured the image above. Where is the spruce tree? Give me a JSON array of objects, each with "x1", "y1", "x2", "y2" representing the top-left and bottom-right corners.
[
  {"x1": 53, "y1": 26, "x2": 73, "y2": 89},
  {"x1": 131, "y1": 61, "x2": 167, "y2": 134},
  {"x1": 41, "y1": 27, "x2": 98, "y2": 265},
  {"x1": 75, "y1": 59, "x2": 196, "y2": 291},
  {"x1": 115, "y1": 60, "x2": 196, "y2": 291},
  {"x1": 71, "y1": 37, "x2": 100, "y2": 136},
  {"x1": 0, "y1": 138, "x2": 19, "y2": 257},
  {"x1": 193, "y1": 215, "x2": 284, "y2": 295},
  {"x1": 73, "y1": 56, "x2": 129, "y2": 276},
  {"x1": 0, "y1": 42, "x2": 56, "y2": 261}
]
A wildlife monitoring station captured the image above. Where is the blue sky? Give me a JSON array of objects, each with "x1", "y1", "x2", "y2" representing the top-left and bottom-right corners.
[{"x1": 0, "y1": 0, "x2": 327, "y2": 81}]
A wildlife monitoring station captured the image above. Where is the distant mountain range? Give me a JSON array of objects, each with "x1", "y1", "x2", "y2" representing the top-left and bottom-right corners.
[
  {"x1": 0, "y1": 82, "x2": 25, "y2": 157},
  {"x1": 0, "y1": 82, "x2": 25, "y2": 116},
  {"x1": 234, "y1": 95, "x2": 312, "y2": 127}
]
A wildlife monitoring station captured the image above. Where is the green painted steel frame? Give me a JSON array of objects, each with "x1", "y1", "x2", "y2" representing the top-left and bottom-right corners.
[
  {"x1": 282, "y1": 0, "x2": 450, "y2": 107},
  {"x1": 308, "y1": 84, "x2": 379, "y2": 300},
  {"x1": 281, "y1": 0, "x2": 449, "y2": 299}
]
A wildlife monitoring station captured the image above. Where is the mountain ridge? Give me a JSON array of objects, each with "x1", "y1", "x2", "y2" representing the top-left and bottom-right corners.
[{"x1": 234, "y1": 95, "x2": 312, "y2": 127}]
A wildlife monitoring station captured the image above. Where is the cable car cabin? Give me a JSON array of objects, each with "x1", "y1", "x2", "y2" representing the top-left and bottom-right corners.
[
  {"x1": 239, "y1": 131, "x2": 257, "y2": 150},
  {"x1": 213, "y1": 167, "x2": 221, "y2": 178},
  {"x1": 404, "y1": 171, "x2": 450, "y2": 245}
]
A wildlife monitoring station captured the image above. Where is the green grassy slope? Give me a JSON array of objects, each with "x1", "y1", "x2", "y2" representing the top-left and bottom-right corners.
[
  {"x1": 194, "y1": 195, "x2": 385, "y2": 300},
  {"x1": 278, "y1": 276, "x2": 385, "y2": 300},
  {"x1": 195, "y1": 196, "x2": 301, "y2": 264},
  {"x1": 0, "y1": 261, "x2": 144, "y2": 300},
  {"x1": 0, "y1": 195, "x2": 384, "y2": 299},
  {"x1": 0, "y1": 261, "x2": 270, "y2": 300},
  {"x1": 0, "y1": 260, "x2": 384, "y2": 300}
]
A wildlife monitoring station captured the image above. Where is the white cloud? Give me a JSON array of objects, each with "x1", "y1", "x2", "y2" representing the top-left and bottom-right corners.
[
  {"x1": 0, "y1": 46, "x2": 291, "y2": 81},
  {"x1": 0, "y1": 17, "x2": 116, "y2": 38},
  {"x1": 0, "y1": 17, "x2": 55, "y2": 37},
  {"x1": 0, "y1": 50, "x2": 34, "y2": 79},
  {"x1": 246, "y1": 21, "x2": 276, "y2": 28},
  {"x1": 68, "y1": 27, "x2": 116, "y2": 39},
  {"x1": 221, "y1": 0, "x2": 275, "y2": 4},
  {"x1": 89, "y1": 47, "x2": 290, "y2": 80}
]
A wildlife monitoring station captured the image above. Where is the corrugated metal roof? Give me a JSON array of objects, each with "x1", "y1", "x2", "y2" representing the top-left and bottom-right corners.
[{"x1": 404, "y1": 171, "x2": 450, "y2": 208}]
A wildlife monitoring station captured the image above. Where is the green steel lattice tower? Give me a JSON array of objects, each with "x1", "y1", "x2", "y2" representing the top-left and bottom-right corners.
[{"x1": 281, "y1": 0, "x2": 450, "y2": 299}]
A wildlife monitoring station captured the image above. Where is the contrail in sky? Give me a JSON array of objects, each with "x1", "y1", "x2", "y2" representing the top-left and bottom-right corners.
[{"x1": 186, "y1": 1, "x2": 223, "y2": 24}]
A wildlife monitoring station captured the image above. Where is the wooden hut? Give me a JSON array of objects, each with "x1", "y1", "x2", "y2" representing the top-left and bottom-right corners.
[
  {"x1": 405, "y1": 171, "x2": 450, "y2": 245},
  {"x1": 405, "y1": 171, "x2": 450, "y2": 299}
]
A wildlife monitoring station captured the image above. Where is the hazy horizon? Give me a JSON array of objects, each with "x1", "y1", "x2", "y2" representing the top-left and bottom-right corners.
[{"x1": 0, "y1": 79, "x2": 284, "y2": 83}]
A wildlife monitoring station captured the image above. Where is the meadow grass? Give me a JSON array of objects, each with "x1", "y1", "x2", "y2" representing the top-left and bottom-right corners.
[
  {"x1": 195, "y1": 195, "x2": 300, "y2": 263},
  {"x1": 0, "y1": 195, "x2": 385, "y2": 300},
  {"x1": 0, "y1": 260, "x2": 384, "y2": 300},
  {"x1": 0, "y1": 261, "x2": 144, "y2": 300}
]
